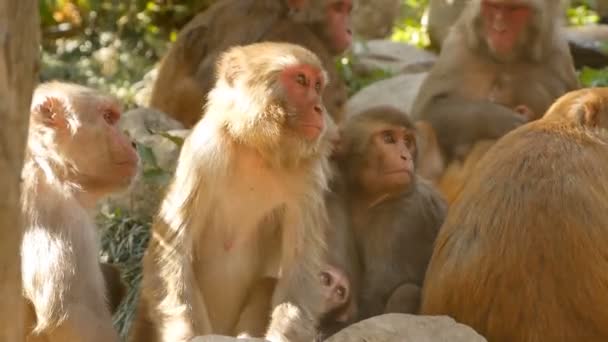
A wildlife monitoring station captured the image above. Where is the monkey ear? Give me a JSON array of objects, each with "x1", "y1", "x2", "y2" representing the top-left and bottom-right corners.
[
  {"x1": 32, "y1": 96, "x2": 69, "y2": 129},
  {"x1": 575, "y1": 95, "x2": 602, "y2": 128},
  {"x1": 218, "y1": 52, "x2": 244, "y2": 87}
]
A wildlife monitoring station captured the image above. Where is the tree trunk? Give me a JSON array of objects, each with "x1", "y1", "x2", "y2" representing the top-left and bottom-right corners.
[{"x1": 0, "y1": 0, "x2": 40, "y2": 341}]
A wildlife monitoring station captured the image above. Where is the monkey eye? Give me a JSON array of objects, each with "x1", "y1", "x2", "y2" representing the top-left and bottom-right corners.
[
  {"x1": 103, "y1": 109, "x2": 119, "y2": 125},
  {"x1": 296, "y1": 73, "x2": 307, "y2": 87},
  {"x1": 404, "y1": 135, "x2": 415, "y2": 149},
  {"x1": 382, "y1": 131, "x2": 396, "y2": 144},
  {"x1": 314, "y1": 81, "x2": 322, "y2": 93}
]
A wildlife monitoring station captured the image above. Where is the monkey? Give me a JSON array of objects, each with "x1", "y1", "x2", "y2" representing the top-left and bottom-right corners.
[
  {"x1": 20, "y1": 81, "x2": 139, "y2": 342},
  {"x1": 411, "y1": 0, "x2": 579, "y2": 164},
  {"x1": 420, "y1": 87, "x2": 608, "y2": 342},
  {"x1": 149, "y1": 0, "x2": 353, "y2": 128},
  {"x1": 130, "y1": 42, "x2": 348, "y2": 342},
  {"x1": 328, "y1": 107, "x2": 447, "y2": 325},
  {"x1": 100, "y1": 262, "x2": 128, "y2": 315}
]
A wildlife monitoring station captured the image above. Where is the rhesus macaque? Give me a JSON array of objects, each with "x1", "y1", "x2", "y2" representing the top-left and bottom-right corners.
[
  {"x1": 421, "y1": 87, "x2": 608, "y2": 342},
  {"x1": 21, "y1": 82, "x2": 139, "y2": 342},
  {"x1": 130, "y1": 42, "x2": 346, "y2": 342},
  {"x1": 332, "y1": 107, "x2": 447, "y2": 321},
  {"x1": 412, "y1": 0, "x2": 579, "y2": 163},
  {"x1": 100, "y1": 262, "x2": 128, "y2": 314},
  {"x1": 412, "y1": 0, "x2": 579, "y2": 202},
  {"x1": 149, "y1": 0, "x2": 353, "y2": 128}
]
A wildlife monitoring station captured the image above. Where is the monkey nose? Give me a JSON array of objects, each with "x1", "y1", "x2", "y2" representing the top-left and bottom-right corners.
[{"x1": 314, "y1": 105, "x2": 323, "y2": 115}]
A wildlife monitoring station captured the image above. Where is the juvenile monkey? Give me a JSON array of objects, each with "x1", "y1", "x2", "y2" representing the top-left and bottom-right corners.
[
  {"x1": 21, "y1": 82, "x2": 139, "y2": 342},
  {"x1": 422, "y1": 87, "x2": 608, "y2": 342},
  {"x1": 131, "y1": 42, "x2": 348, "y2": 342},
  {"x1": 331, "y1": 107, "x2": 447, "y2": 322}
]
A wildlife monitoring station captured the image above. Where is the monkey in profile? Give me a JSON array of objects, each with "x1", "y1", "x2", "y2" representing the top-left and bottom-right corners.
[
  {"x1": 21, "y1": 82, "x2": 139, "y2": 342},
  {"x1": 131, "y1": 42, "x2": 351, "y2": 342}
]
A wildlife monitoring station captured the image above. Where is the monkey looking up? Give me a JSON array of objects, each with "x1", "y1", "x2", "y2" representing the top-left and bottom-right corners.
[
  {"x1": 21, "y1": 82, "x2": 139, "y2": 342},
  {"x1": 130, "y1": 42, "x2": 348, "y2": 342},
  {"x1": 326, "y1": 107, "x2": 447, "y2": 333}
]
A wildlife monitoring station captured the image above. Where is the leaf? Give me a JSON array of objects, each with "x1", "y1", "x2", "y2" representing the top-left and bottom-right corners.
[
  {"x1": 146, "y1": 128, "x2": 185, "y2": 147},
  {"x1": 142, "y1": 168, "x2": 171, "y2": 185},
  {"x1": 136, "y1": 144, "x2": 159, "y2": 168}
]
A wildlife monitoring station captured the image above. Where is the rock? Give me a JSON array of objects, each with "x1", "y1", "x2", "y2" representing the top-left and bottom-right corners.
[
  {"x1": 190, "y1": 336, "x2": 267, "y2": 342},
  {"x1": 132, "y1": 66, "x2": 158, "y2": 107},
  {"x1": 346, "y1": 73, "x2": 428, "y2": 117},
  {"x1": 98, "y1": 107, "x2": 189, "y2": 219},
  {"x1": 352, "y1": 0, "x2": 402, "y2": 39},
  {"x1": 565, "y1": 25, "x2": 608, "y2": 69},
  {"x1": 351, "y1": 40, "x2": 437, "y2": 75},
  {"x1": 327, "y1": 314, "x2": 487, "y2": 342}
]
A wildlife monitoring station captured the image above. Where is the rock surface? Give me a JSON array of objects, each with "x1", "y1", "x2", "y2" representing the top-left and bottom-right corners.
[
  {"x1": 351, "y1": 40, "x2": 436, "y2": 75},
  {"x1": 190, "y1": 336, "x2": 267, "y2": 342},
  {"x1": 346, "y1": 73, "x2": 428, "y2": 117},
  {"x1": 326, "y1": 314, "x2": 487, "y2": 342}
]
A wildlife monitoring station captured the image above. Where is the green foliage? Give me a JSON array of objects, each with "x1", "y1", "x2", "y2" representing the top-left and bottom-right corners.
[
  {"x1": 391, "y1": 0, "x2": 430, "y2": 48},
  {"x1": 39, "y1": 0, "x2": 213, "y2": 106},
  {"x1": 336, "y1": 55, "x2": 394, "y2": 97},
  {"x1": 98, "y1": 209, "x2": 151, "y2": 338},
  {"x1": 579, "y1": 67, "x2": 608, "y2": 87},
  {"x1": 567, "y1": 5, "x2": 600, "y2": 26}
]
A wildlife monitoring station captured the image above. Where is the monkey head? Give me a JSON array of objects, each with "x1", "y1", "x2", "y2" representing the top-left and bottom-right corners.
[
  {"x1": 465, "y1": 0, "x2": 555, "y2": 63},
  {"x1": 29, "y1": 82, "x2": 139, "y2": 198},
  {"x1": 288, "y1": 0, "x2": 354, "y2": 55},
  {"x1": 337, "y1": 106, "x2": 418, "y2": 201},
  {"x1": 206, "y1": 42, "x2": 333, "y2": 160}
]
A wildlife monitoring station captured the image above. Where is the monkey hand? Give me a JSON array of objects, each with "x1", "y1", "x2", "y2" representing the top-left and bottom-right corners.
[{"x1": 514, "y1": 105, "x2": 535, "y2": 121}]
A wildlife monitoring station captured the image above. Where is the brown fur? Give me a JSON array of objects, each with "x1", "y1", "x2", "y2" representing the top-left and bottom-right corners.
[
  {"x1": 130, "y1": 42, "x2": 334, "y2": 342},
  {"x1": 334, "y1": 107, "x2": 447, "y2": 321},
  {"x1": 412, "y1": 0, "x2": 579, "y2": 202},
  {"x1": 21, "y1": 82, "x2": 139, "y2": 342},
  {"x1": 100, "y1": 263, "x2": 128, "y2": 314},
  {"x1": 421, "y1": 87, "x2": 608, "y2": 342},
  {"x1": 149, "y1": 0, "x2": 350, "y2": 127}
]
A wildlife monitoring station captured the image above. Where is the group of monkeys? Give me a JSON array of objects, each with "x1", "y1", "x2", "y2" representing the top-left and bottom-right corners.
[{"x1": 17, "y1": 0, "x2": 608, "y2": 342}]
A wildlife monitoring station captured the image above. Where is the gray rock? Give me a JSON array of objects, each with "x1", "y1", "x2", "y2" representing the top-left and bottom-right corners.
[
  {"x1": 346, "y1": 73, "x2": 428, "y2": 117},
  {"x1": 352, "y1": 40, "x2": 436, "y2": 75},
  {"x1": 190, "y1": 336, "x2": 267, "y2": 342},
  {"x1": 327, "y1": 314, "x2": 487, "y2": 342}
]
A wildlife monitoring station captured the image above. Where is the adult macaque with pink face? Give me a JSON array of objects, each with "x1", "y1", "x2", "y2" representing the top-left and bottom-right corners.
[
  {"x1": 411, "y1": 0, "x2": 579, "y2": 163},
  {"x1": 130, "y1": 42, "x2": 351, "y2": 342},
  {"x1": 150, "y1": 0, "x2": 353, "y2": 128}
]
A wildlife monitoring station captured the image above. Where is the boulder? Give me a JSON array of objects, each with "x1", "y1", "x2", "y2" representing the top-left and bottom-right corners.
[
  {"x1": 327, "y1": 314, "x2": 487, "y2": 342},
  {"x1": 346, "y1": 73, "x2": 428, "y2": 117},
  {"x1": 351, "y1": 40, "x2": 436, "y2": 75},
  {"x1": 565, "y1": 24, "x2": 608, "y2": 69},
  {"x1": 190, "y1": 336, "x2": 267, "y2": 342}
]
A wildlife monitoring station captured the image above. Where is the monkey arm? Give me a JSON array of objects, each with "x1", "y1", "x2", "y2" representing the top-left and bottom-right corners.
[
  {"x1": 384, "y1": 283, "x2": 422, "y2": 314},
  {"x1": 421, "y1": 95, "x2": 527, "y2": 160},
  {"x1": 140, "y1": 219, "x2": 213, "y2": 341},
  {"x1": 265, "y1": 205, "x2": 329, "y2": 342}
]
